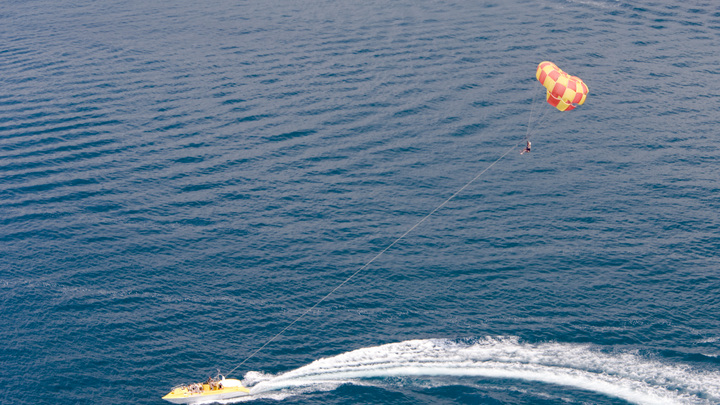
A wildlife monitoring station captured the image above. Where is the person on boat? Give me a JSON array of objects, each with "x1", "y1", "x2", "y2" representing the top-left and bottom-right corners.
[{"x1": 521, "y1": 140, "x2": 531, "y2": 154}]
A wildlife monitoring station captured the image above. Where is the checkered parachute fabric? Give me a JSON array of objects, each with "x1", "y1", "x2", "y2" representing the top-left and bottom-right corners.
[{"x1": 536, "y1": 62, "x2": 588, "y2": 112}]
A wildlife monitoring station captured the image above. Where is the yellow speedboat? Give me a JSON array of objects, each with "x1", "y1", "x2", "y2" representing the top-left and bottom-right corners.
[{"x1": 162, "y1": 373, "x2": 250, "y2": 404}]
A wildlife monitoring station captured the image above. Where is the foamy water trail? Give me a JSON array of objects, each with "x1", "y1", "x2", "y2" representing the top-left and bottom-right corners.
[{"x1": 227, "y1": 338, "x2": 719, "y2": 404}]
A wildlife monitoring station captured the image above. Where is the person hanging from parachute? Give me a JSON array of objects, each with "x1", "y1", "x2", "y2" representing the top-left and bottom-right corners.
[
  {"x1": 524, "y1": 61, "x2": 588, "y2": 154},
  {"x1": 521, "y1": 140, "x2": 531, "y2": 154}
]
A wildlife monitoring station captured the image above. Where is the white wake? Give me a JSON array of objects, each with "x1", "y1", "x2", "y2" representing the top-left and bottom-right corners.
[{"x1": 226, "y1": 337, "x2": 719, "y2": 404}]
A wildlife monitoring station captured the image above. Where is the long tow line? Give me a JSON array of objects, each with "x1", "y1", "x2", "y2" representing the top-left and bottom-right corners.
[
  {"x1": 227, "y1": 87, "x2": 548, "y2": 377},
  {"x1": 227, "y1": 142, "x2": 528, "y2": 377}
]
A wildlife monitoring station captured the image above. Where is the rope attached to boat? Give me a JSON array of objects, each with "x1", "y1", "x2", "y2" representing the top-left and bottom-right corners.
[{"x1": 226, "y1": 137, "x2": 529, "y2": 377}]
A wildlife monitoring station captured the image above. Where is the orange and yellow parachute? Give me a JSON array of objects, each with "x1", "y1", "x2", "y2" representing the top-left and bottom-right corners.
[{"x1": 536, "y1": 62, "x2": 588, "y2": 111}]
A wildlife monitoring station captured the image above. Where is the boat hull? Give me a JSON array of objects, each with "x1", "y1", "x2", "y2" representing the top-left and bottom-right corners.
[
  {"x1": 162, "y1": 390, "x2": 250, "y2": 404},
  {"x1": 162, "y1": 379, "x2": 250, "y2": 404}
]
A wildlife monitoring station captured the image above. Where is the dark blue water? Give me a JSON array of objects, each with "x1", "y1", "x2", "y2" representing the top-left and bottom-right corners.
[{"x1": 2, "y1": 0, "x2": 719, "y2": 404}]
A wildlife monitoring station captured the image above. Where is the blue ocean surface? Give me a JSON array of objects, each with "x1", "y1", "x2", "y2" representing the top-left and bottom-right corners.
[{"x1": 1, "y1": 0, "x2": 719, "y2": 404}]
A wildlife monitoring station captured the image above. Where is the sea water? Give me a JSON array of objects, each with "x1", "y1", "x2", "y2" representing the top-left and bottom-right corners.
[{"x1": 1, "y1": 0, "x2": 719, "y2": 404}]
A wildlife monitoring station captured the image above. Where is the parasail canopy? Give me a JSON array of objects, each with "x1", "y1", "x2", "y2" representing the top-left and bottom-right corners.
[{"x1": 536, "y1": 62, "x2": 588, "y2": 111}]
